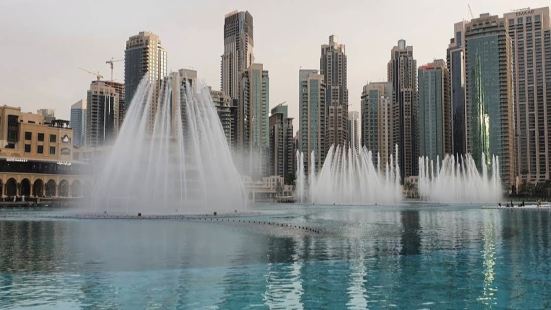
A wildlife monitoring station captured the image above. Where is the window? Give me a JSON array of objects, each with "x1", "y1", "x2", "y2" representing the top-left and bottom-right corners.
[
  {"x1": 24, "y1": 144, "x2": 31, "y2": 153},
  {"x1": 37, "y1": 145, "x2": 44, "y2": 154},
  {"x1": 38, "y1": 133, "x2": 44, "y2": 141},
  {"x1": 24, "y1": 132, "x2": 32, "y2": 140},
  {"x1": 50, "y1": 134, "x2": 56, "y2": 143},
  {"x1": 49, "y1": 147, "x2": 56, "y2": 155}
]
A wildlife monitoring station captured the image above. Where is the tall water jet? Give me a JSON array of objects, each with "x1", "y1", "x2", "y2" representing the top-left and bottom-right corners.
[
  {"x1": 88, "y1": 73, "x2": 246, "y2": 214},
  {"x1": 298, "y1": 145, "x2": 401, "y2": 205},
  {"x1": 418, "y1": 154, "x2": 502, "y2": 203},
  {"x1": 295, "y1": 150, "x2": 305, "y2": 203}
]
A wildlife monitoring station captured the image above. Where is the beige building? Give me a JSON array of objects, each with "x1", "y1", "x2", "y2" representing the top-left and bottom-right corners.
[
  {"x1": 0, "y1": 105, "x2": 73, "y2": 161},
  {"x1": 0, "y1": 106, "x2": 85, "y2": 200}
]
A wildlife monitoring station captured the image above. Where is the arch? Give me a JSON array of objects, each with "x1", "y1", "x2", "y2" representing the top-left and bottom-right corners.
[
  {"x1": 0, "y1": 179, "x2": 3, "y2": 197},
  {"x1": 71, "y1": 180, "x2": 83, "y2": 197},
  {"x1": 6, "y1": 178, "x2": 17, "y2": 197},
  {"x1": 45, "y1": 179, "x2": 56, "y2": 197},
  {"x1": 33, "y1": 179, "x2": 44, "y2": 197},
  {"x1": 20, "y1": 178, "x2": 31, "y2": 197},
  {"x1": 59, "y1": 179, "x2": 69, "y2": 197}
]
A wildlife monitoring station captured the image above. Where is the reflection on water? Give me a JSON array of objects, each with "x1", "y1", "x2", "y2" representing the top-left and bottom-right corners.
[{"x1": 1, "y1": 206, "x2": 551, "y2": 309}]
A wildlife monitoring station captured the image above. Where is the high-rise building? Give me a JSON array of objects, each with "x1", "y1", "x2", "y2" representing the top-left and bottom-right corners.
[
  {"x1": 269, "y1": 103, "x2": 294, "y2": 182},
  {"x1": 388, "y1": 39, "x2": 418, "y2": 180},
  {"x1": 221, "y1": 11, "x2": 254, "y2": 101},
  {"x1": 347, "y1": 111, "x2": 359, "y2": 149},
  {"x1": 361, "y1": 82, "x2": 393, "y2": 164},
  {"x1": 447, "y1": 21, "x2": 468, "y2": 156},
  {"x1": 465, "y1": 13, "x2": 516, "y2": 188},
  {"x1": 505, "y1": 7, "x2": 551, "y2": 184},
  {"x1": 103, "y1": 81, "x2": 125, "y2": 126},
  {"x1": 70, "y1": 99, "x2": 87, "y2": 147},
  {"x1": 86, "y1": 81, "x2": 120, "y2": 147},
  {"x1": 37, "y1": 109, "x2": 55, "y2": 123},
  {"x1": 239, "y1": 63, "x2": 269, "y2": 151},
  {"x1": 124, "y1": 31, "x2": 167, "y2": 109},
  {"x1": 166, "y1": 69, "x2": 197, "y2": 140},
  {"x1": 418, "y1": 59, "x2": 451, "y2": 161},
  {"x1": 210, "y1": 88, "x2": 237, "y2": 148},
  {"x1": 299, "y1": 69, "x2": 326, "y2": 175},
  {"x1": 321, "y1": 35, "x2": 348, "y2": 148},
  {"x1": 239, "y1": 63, "x2": 269, "y2": 176}
]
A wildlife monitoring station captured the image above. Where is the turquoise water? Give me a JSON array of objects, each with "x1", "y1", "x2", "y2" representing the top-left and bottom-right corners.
[{"x1": 1, "y1": 204, "x2": 550, "y2": 309}]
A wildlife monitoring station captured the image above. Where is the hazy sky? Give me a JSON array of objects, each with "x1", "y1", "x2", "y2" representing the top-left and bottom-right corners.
[{"x1": 1, "y1": 0, "x2": 547, "y2": 124}]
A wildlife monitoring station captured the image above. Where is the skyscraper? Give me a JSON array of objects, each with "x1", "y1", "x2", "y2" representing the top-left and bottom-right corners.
[
  {"x1": 86, "y1": 81, "x2": 120, "y2": 147},
  {"x1": 210, "y1": 89, "x2": 237, "y2": 149},
  {"x1": 347, "y1": 111, "x2": 359, "y2": 149},
  {"x1": 221, "y1": 11, "x2": 254, "y2": 100},
  {"x1": 299, "y1": 69, "x2": 326, "y2": 175},
  {"x1": 239, "y1": 63, "x2": 269, "y2": 176},
  {"x1": 447, "y1": 21, "x2": 468, "y2": 156},
  {"x1": 37, "y1": 109, "x2": 55, "y2": 123},
  {"x1": 321, "y1": 35, "x2": 348, "y2": 149},
  {"x1": 361, "y1": 82, "x2": 393, "y2": 164},
  {"x1": 505, "y1": 7, "x2": 551, "y2": 184},
  {"x1": 124, "y1": 31, "x2": 167, "y2": 109},
  {"x1": 70, "y1": 99, "x2": 86, "y2": 147},
  {"x1": 465, "y1": 13, "x2": 516, "y2": 188},
  {"x1": 388, "y1": 39, "x2": 418, "y2": 180},
  {"x1": 418, "y1": 59, "x2": 451, "y2": 161},
  {"x1": 269, "y1": 103, "x2": 294, "y2": 182}
]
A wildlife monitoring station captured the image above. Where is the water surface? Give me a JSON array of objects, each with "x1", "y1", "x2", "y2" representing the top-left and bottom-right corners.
[{"x1": 1, "y1": 204, "x2": 550, "y2": 309}]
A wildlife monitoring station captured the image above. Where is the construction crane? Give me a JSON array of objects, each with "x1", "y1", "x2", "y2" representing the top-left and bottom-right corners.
[
  {"x1": 106, "y1": 57, "x2": 123, "y2": 81},
  {"x1": 79, "y1": 67, "x2": 103, "y2": 81},
  {"x1": 467, "y1": 4, "x2": 474, "y2": 19}
]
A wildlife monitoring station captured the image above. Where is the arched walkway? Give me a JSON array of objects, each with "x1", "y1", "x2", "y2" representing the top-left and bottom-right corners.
[
  {"x1": 45, "y1": 179, "x2": 56, "y2": 197},
  {"x1": 6, "y1": 178, "x2": 17, "y2": 197},
  {"x1": 33, "y1": 179, "x2": 44, "y2": 197},
  {"x1": 59, "y1": 180, "x2": 69, "y2": 197},
  {"x1": 71, "y1": 180, "x2": 82, "y2": 197},
  {"x1": 20, "y1": 179, "x2": 31, "y2": 197}
]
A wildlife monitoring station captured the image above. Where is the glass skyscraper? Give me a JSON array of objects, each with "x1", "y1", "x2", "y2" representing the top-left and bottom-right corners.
[
  {"x1": 465, "y1": 13, "x2": 516, "y2": 188},
  {"x1": 299, "y1": 69, "x2": 326, "y2": 175},
  {"x1": 418, "y1": 60, "x2": 451, "y2": 161},
  {"x1": 124, "y1": 32, "x2": 167, "y2": 109}
]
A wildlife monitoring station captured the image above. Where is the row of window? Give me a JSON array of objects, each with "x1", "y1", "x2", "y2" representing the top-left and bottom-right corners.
[
  {"x1": 24, "y1": 144, "x2": 56, "y2": 155},
  {"x1": 24, "y1": 132, "x2": 57, "y2": 142}
]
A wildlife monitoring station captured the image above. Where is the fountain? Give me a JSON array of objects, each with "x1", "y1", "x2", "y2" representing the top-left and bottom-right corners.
[
  {"x1": 295, "y1": 151, "x2": 306, "y2": 203},
  {"x1": 296, "y1": 145, "x2": 402, "y2": 205},
  {"x1": 88, "y1": 73, "x2": 247, "y2": 214},
  {"x1": 418, "y1": 153, "x2": 502, "y2": 203}
]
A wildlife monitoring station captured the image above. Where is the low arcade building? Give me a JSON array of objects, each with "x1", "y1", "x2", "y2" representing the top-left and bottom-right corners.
[{"x1": 0, "y1": 105, "x2": 87, "y2": 201}]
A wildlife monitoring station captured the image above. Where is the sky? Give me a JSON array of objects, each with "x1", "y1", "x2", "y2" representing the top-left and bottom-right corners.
[{"x1": 0, "y1": 0, "x2": 548, "y2": 125}]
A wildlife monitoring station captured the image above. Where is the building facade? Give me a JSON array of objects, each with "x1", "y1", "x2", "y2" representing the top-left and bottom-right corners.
[
  {"x1": 210, "y1": 89, "x2": 237, "y2": 148},
  {"x1": 418, "y1": 59, "x2": 451, "y2": 161},
  {"x1": 239, "y1": 63, "x2": 269, "y2": 151},
  {"x1": 239, "y1": 63, "x2": 269, "y2": 176},
  {"x1": 37, "y1": 109, "x2": 55, "y2": 123},
  {"x1": 269, "y1": 104, "x2": 294, "y2": 183},
  {"x1": 361, "y1": 82, "x2": 393, "y2": 164},
  {"x1": 221, "y1": 11, "x2": 254, "y2": 101},
  {"x1": 465, "y1": 13, "x2": 516, "y2": 188},
  {"x1": 124, "y1": 31, "x2": 167, "y2": 108},
  {"x1": 0, "y1": 106, "x2": 82, "y2": 199},
  {"x1": 86, "y1": 81, "x2": 120, "y2": 147},
  {"x1": 321, "y1": 35, "x2": 348, "y2": 149},
  {"x1": 299, "y1": 69, "x2": 326, "y2": 175},
  {"x1": 447, "y1": 21, "x2": 468, "y2": 156},
  {"x1": 388, "y1": 39, "x2": 418, "y2": 181},
  {"x1": 347, "y1": 111, "x2": 359, "y2": 149},
  {"x1": 70, "y1": 99, "x2": 86, "y2": 147},
  {"x1": 505, "y1": 7, "x2": 551, "y2": 184}
]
